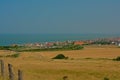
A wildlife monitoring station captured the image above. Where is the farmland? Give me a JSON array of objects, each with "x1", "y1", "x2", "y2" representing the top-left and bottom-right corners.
[{"x1": 0, "y1": 46, "x2": 120, "y2": 80}]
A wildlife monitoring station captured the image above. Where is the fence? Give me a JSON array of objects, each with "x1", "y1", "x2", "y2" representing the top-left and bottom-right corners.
[
  {"x1": 0, "y1": 60, "x2": 23, "y2": 80},
  {"x1": 0, "y1": 60, "x2": 68, "y2": 80}
]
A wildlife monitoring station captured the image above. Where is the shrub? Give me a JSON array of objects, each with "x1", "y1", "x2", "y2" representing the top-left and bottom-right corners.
[
  {"x1": 104, "y1": 77, "x2": 109, "y2": 80},
  {"x1": 63, "y1": 76, "x2": 68, "y2": 80},
  {"x1": 52, "y1": 54, "x2": 68, "y2": 59},
  {"x1": 6, "y1": 53, "x2": 20, "y2": 58},
  {"x1": 113, "y1": 56, "x2": 120, "y2": 61},
  {"x1": 63, "y1": 45, "x2": 84, "y2": 50}
]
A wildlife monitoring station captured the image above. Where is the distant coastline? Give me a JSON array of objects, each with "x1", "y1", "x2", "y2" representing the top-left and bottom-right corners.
[{"x1": 0, "y1": 33, "x2": 120, "y2": 46}]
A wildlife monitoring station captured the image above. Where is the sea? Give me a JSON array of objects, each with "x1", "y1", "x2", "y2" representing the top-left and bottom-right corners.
[{"x1": 0, "y1": 34, "x2": 120, "y2": 46}]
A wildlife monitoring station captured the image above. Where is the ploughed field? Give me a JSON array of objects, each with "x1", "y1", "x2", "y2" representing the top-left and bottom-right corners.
[{"x1": 0, "y1": 47, "x2": 120, "y2": 80}]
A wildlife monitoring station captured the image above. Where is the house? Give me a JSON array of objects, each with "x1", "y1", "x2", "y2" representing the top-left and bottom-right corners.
[
  {"x1": 45, "y1": 42, "x2": 54, "y2": 47},
  {"x1": 74, "y1": 41, "x2": 85, "y2": 45},
  {"x1": 118, "y1": 43, "x2": 120, "y2": 47}
]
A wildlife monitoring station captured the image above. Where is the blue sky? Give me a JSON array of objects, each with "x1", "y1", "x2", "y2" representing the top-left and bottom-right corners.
[{"x1": 0, "y1": 0, "x2": 120, "y2": 34}]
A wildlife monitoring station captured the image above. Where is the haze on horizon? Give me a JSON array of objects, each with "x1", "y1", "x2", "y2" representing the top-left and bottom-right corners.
[{"x1": 0, "y1": 0, "x2": 120, "y2": 34}]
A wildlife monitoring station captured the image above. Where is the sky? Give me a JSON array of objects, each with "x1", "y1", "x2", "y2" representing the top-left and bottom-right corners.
[{"x1": 0, "y1": 0, "x2": 120, "y2": 34}]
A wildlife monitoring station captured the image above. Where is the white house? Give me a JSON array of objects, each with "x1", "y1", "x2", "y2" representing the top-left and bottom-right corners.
[{"x1": 118, "y1": 43, "x2": 120, "y2": 47}]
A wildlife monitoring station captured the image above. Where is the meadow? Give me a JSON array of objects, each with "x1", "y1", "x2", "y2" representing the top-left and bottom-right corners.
[{"x1": 0, "y1": 45, "x2": 120, "y2": 80}]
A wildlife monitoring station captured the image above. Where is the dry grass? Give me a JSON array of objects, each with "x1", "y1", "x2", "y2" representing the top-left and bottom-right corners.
[{"x1": 0, "y1": 46, "x2": 120, "y2": 80}]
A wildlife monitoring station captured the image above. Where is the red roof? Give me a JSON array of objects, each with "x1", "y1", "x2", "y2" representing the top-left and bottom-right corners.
[{"x1": 74, "y1": 41, "x2": 85, "y2": 45}]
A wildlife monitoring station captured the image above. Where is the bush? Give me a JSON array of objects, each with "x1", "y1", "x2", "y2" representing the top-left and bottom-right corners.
[
  {"x1": 6, "y1": 53, "x2": 20, "y2": 58},
  {"x1": 104, "y1": 77, "x2": 109, "y2": 80},
  {"x1": 63, "y1": 45, "x2": 84, "y2": 50},
  {"x1": 113, "y1": 56, "x2": 120, "y2": 61},
  {"x1": 52, "y1": 54, "x2": 68, "y2": 59}
]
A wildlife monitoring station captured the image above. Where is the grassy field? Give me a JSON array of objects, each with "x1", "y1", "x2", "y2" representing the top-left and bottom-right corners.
[{"x1": 0, "y1": 46, "x2": 120, "y2": 80}]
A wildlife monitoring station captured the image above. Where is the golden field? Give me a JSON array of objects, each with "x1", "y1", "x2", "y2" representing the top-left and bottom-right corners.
[{"x1": 0, "y1": 46, "x2": 120, "y2": 80}]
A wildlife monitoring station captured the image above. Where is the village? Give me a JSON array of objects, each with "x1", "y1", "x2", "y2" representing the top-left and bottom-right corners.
[{"x1": 13, "y1": 37, "x2": 120, "y2": 49}]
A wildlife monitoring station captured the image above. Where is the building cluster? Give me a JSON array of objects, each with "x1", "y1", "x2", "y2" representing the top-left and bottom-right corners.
[
  {"x1": 23, "y1": 40, "x2": 73, "y2": 49},
  {"x1": 12, "y1": 37, "x2": 120, "y2": 48},
  {"x1": 91, "y1": 37, "x2": 120, "y2": 46}
]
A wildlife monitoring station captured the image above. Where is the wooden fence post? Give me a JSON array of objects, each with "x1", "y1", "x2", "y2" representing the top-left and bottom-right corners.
[
  {"x1": 0, "y1": 60, "x2": 5, "y2": 79},
  {"x1": 18, "y1": 69, "x2": 23, "y2": 80},
  {"x1": 8, "y1": 64, "x2": 14, "y2": 80}
]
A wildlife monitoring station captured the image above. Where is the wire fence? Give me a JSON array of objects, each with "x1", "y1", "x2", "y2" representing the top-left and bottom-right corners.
[{"x1": 0, "y1": 60, "x2": 23, "y2": 80}]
